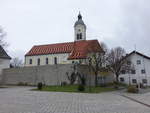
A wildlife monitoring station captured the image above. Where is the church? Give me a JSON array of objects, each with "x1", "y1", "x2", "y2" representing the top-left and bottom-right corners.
[{"x1": 25, "y1": 13, "x2": 103, "y2": 66}]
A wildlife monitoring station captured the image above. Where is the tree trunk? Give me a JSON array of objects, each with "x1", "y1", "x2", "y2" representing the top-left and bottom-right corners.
[
  {"x1": 116, "y1": 73, "x2": 119, "y2": 83},
  {"x1": 95, "y1": 72, "x2": 98, "y2": 86}
]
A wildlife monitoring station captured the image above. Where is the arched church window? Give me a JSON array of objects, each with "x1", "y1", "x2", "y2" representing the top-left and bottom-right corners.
[
  {"x1": 46, "y1": 58, "x2": 48, "y2": 65},
  {"x1": 54, "y1": 57, "x2": 57, "y2": 64},
  {"x1": 37, "y1": 58, "x2": 40, "y2": 65},
  {"x1": 29, "y1": 59, "x2": 32, "y2": 64}
]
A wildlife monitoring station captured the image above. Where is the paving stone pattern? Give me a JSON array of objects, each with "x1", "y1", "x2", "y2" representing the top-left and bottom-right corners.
[
  {"x1": 123, "y1": 92, "x2": 150, "y2": 108},
  {"x1": 0, "y1": 87, "x2": 150, "y2": 113}
]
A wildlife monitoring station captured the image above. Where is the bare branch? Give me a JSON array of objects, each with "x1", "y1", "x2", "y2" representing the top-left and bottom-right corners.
[
  {"x1": 0, "y1": 26, "x2": 8, "y2": 48},
  {"x1": 11, "y1": 57, "x2": 23, "y2": 68},
  {"x1": 106, "y1": 47, "x2": 132, "y2": 82}
]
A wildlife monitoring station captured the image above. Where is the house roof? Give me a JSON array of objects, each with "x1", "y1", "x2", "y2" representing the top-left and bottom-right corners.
[
  {"x1": 25, "y1": 40, "x2": 103, "y2": 59},
  {"x1": 0, "y1": 46, "x2": 11, "y2": 59},
  {"x1": 125, "y1": 51, "x2": 150, "y2": 60}
]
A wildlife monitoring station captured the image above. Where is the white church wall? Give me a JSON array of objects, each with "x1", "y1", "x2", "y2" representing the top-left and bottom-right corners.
[{"x1": 25, "y1": 53, "x2": 74, "y2": 66}]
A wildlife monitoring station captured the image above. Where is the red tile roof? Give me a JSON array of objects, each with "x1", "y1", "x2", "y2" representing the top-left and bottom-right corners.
[
  {"x1": 25, "y1": 40, "x2": 103, "y2": 59},
  {"x1": 68, "y1": 40, "x2": 103, "y2": 59}
]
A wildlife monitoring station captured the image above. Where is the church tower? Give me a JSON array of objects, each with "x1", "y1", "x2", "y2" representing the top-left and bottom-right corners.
[{"x1": 74, "y1": 12, "x2": 86, "y2": 41}]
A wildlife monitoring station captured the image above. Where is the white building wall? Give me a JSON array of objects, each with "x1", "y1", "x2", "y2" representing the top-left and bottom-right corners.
[
  {"x1": 25, "y1": 53, "x2": 71, "y2": 66},
  {"x1": 119, "y1": 53, "x2": 150, "y2": 86},
  {"x1": 24, "y1": 53, "x2": 81, "y2": 66},
  {"x1": 0, "y1": 59, "x2": 10, "y2": 74}
]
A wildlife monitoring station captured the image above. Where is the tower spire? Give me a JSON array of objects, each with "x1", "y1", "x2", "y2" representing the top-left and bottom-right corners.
[
  {"x1": 78, "y1": 11, "x2": 82, "y2": 20},
  {"x1": 74, "y1": 12, "x2": 86, "y2": 41}
]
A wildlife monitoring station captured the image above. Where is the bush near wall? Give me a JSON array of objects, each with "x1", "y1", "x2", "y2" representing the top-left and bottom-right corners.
[{"x1": 127, "y1": 85, "x2": 139, "y2": 93}]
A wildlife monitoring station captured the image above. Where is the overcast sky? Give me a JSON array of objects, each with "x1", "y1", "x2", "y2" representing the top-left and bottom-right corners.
[{"x1": 0, "y1": 0, "x2": 150, "y2": 61}]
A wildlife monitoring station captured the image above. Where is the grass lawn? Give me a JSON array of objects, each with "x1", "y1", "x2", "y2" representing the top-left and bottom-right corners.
[
  {"x1": 0, "y1": 86, "x2": 8, "y2": 88},
  {"x1": 33, "y1": 85, "x2": 116, "y2": 93}
]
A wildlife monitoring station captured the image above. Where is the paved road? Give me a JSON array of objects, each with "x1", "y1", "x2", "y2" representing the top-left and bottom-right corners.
[{"x1": 0, "y1": 87, "x2": 150, "y2": 113}]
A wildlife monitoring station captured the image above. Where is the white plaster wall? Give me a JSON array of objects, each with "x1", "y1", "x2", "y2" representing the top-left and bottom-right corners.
[
  {"x1": 0, "y1": 59, "x2": 10, "y2": 74},
  {"x1": 119, "y1": 53, "x2": 150, "y2": 85},
  {"x1": 25, "y1": 53, "x2": 75, "y2": 66}
]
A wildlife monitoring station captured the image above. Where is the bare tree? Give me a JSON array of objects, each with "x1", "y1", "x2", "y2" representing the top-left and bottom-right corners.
[
  {"x1": 78, "y1": 73, "x2": 86, "y2": 85},
  {"x1": 88, "y1": 42, "x2": 107, "y2": 86},
  {"x1": 100, "y1": 42, "x2": 109, "y2": 54},
  {"x1": 66, "y1": 64, "x2": 78, "y2": 85},
  {"x1": 11, "y1": 57, "x2": 23, "y2": 67},
  {"x1": 0, "y1": 26, "x2": 8, "y2": 48},
  {"x1": 106, "y1": 47, "x2": 128, "y2": 82},
  {"x1": 66, "y1": 72, "x2": 77, "y2": 85}
]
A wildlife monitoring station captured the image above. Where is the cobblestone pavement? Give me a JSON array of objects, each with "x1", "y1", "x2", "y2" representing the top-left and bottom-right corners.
[
  {"x1": 122, "y1": 91, "x2": 150, "y2": 107},
  {"x1": 0, "y1": 87, "x2": 150, "y2": 113}
]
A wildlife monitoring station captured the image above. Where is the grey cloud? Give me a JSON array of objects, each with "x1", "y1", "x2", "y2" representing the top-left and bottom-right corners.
[{"x1": 0, "y1": 0, "x2": 150, "y2": 60}]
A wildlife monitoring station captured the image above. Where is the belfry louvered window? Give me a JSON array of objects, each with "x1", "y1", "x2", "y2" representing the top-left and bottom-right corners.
[
  {"x1": 77, "y1": 33, "x2": 82, "y2": 40},
  {"x1": 79, "y1": 33, "x2": 82, "y2": 39},
  {"x1": 77, "y1": 34, "x2": 80, "y2": 40}
]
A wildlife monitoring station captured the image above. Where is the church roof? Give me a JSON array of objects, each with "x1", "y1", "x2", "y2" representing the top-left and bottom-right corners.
[
  {"x1": 0, "y1": 46, "x2": 11, "y2": 59},
  {"x1": 25, "y1": 40, "x2": 103, "y2": 60},
  {"x1": 68, "y1": 40, "x2": 103, "y2": 59}
]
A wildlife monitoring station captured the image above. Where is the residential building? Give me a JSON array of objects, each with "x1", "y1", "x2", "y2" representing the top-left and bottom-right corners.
[
  {"x1": 119, "y1": 51, "x2": 150, "y2": 86},
  {"x1": 0, "y1": 46, "x2": 11, "y2": 74}
]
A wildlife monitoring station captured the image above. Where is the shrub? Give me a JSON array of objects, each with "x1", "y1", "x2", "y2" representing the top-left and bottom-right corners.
[
  {"x1": 77, "y1": 85, "x2": 85, "y2": 92},
  {"x1": 113, "y1": 81, "x2": 118, "y2": 85},
  {"x1": 37, "y1": 82, "x2": 43, "y2": 90},
  {"x1": 61, "y1": 81, "x2": 67, "y2": 86},
  {"x1": 127, "y1": 85, "x2": 138, "y2": 93},
  {"x1": 24, "y1": 82, "x2": 28, "y2": 86},
  {"x1": 17, "y1": 82, "x2": 29, "y2": 86},
  {"x1": 100, "y1": 83, "x2": 106, "y2": 87},
  {"x1": 18, "y1": 82, "x2": 24, "y2": 86}
]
